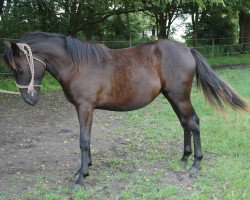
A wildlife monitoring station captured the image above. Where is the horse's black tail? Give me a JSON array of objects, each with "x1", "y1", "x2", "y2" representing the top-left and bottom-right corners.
[{"x1": 190, "y1": 48, "x2": 249, "y2": 112}]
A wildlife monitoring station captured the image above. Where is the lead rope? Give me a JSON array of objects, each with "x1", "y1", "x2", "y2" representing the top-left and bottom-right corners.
[{"x1": 16, "y1": 43, "x2": 46, "y2": 95}]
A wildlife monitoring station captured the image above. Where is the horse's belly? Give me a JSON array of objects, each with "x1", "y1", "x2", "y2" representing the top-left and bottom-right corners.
[
  {"x1": 96, "y1": 100, "x2": 152, "y2": 111},
  {"x1": 96, "y1": 86, "x2": 161, "y2": 111},
  {"x1": 94, "y1": 66, "x2": 162, "y2": 111}
]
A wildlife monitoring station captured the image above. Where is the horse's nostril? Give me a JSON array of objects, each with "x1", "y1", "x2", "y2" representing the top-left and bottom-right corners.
[
  {"x1": 25, "y1": 94, "x2": 39, "y2": 106},
  {"x1": 26, "y1": 99, "x2": 35, "y2": 106}
]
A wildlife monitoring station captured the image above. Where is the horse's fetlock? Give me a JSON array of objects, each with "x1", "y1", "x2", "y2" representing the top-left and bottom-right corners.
[
  {"x1": 195, "y1": 154, "x2": 203, "y2": 160},
  {"x1": 184, "y1": 149, "x2": 192, "y2": 156},
  {"x1": 80, "y1": 142, "x2": 89, "y2": 152}
]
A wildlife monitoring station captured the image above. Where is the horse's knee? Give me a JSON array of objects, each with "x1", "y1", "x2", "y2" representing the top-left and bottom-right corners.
[{"x1": 180, "y1": 117, "x2": 189, "y2": 129}]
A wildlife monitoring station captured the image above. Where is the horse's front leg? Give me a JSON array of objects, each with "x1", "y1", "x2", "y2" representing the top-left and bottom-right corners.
[{"x1": 75, "y1": 103, "x2": 94, "y2": 186}]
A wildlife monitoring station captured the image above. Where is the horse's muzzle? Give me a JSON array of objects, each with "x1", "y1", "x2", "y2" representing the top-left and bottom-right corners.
[{"x1": 20, "y1": 88, "x2": 40, "y2": 106}]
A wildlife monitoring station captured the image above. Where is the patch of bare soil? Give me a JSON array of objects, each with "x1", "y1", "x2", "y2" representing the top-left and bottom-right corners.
[{"x1": 0, "y1": 91, "x2": 195, "y2": 199}]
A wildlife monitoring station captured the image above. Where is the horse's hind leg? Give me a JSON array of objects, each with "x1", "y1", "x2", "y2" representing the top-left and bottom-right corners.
[
  {"x1": 162, "y1": 91, "x2": 203, "y2": 173},
  {"x1": 164, "y1": 94, "x2": 192, "y2": 161}
]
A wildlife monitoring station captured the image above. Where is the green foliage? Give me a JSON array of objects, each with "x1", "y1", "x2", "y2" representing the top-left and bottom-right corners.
[
  {"x1": 0, "y1": 0, "x2": 147, "y2": 40},
  {"x1": 0, "y1": 0, "x2": 234, "y2": 41},
  {"x1": 100, "y1": 13, "x2": 145, "y2": 41},
  {"x1": 185, "y1": 5, "x2": 237, "y2": 46},
  {"x1": 0, "y1": 0, "x2": 62, "y2": 38},
  {"x1": 195, "y1": 43, "x2": 250, "y2": 58},
  {"x1": 225, "y1": 0, "x2": 250, "y2": 14}
]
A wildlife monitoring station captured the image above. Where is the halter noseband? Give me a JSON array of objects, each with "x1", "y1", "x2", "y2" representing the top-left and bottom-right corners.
[{"x1": 15, "y1": 43, "x2": 46, "y2": 95}]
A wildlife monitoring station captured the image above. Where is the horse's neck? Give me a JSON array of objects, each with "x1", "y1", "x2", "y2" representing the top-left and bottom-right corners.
[
  {"x1": 45, "y1": 55, "x2": 74, "y2": 85},
  {"x1": 38, "y1": 41, "x2": 76, "y2": 86}
]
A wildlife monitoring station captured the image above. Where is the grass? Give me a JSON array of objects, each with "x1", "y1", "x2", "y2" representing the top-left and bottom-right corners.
[
  {"x1": 0, "y1": 72, "x2": 61, "y2": 92},
  {"x1": 208, "y1": 54, "x2": 250, "y2": 67},
  {"x1": 1, "y1": 68, "x2": 250, "y2": 200}
]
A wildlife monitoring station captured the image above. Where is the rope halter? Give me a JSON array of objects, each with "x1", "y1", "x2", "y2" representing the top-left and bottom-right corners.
[{"x1": 16, "y1": 43, "x2": 46, "y2": 95}]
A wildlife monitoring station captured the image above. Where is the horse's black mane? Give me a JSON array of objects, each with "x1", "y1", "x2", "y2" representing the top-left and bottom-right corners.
[
  {"x1": 65, "y1": 36, "x2": 111, "y2": 68},
  {"x1": 21, "y1": 32, "x2": 111, "y2": 68}
]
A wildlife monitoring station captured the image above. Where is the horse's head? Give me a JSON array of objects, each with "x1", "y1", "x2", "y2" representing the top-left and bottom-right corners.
[{"x1": 3, "y1": 41, "x2": 46, "y2": 106}]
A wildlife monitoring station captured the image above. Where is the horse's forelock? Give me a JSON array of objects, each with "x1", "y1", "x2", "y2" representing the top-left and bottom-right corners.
[{"x1": 3, "y1": 48, "x2": 18, "y2": 70}]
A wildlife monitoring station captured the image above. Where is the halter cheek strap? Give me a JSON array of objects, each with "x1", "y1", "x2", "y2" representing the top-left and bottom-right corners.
[{"x1": 16, "y1": 43, "x2": 46, "y2": 95}]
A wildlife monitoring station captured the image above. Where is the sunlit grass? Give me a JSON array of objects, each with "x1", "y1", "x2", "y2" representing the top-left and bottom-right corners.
[
  {"x1": 208, "y1": 54, "x2": 250, "y2": 67},
  {"x1": 0, "y1": 72, "x2": 61, "y2": 92}
]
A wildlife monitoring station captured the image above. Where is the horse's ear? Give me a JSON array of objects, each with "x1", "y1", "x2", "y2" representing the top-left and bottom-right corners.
[
  {"x1": 10, "y1": 42, "x2": 20, "y2": 56},
  {"x1": 3, "y1": 41, "x2": 20, "y2": 56},
  {"x1": 3, "y1": 41, "x2": 21, "y2": 57},
  {"x1": 3, "y1": 40, "x2": 11, "y2": 48}
]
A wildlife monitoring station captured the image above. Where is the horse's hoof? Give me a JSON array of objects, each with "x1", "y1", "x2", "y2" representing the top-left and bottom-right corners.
[
  {"x1": 73, "y1": 183, "x2": 84, "y2": 191},
  {"x1": 74, "y1": 172, "x2": 80, "y2": 180},
  {"x1": 181, "y1": 157, "x2": 188, "y2": 163},
  {"x1": 189, "y1": 166, "x2": 199, "y2": 177}
]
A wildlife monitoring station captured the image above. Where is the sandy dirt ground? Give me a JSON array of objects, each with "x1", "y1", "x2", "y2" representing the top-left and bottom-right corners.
[{"x1": 0, "y1": 91, "x2": 194, "y2": 199}]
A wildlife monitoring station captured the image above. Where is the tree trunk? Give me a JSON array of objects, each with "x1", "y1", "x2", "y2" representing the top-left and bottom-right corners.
[
  {"x1": 4, "y1": 0, "x2": 11, "y2": 15},
  {"x1": 68, "y1": 1, "x2": 82, "y2": 37},
  {"x1": 85, "y1": 23, "x2": 93, "y2": 40},
  {"x1": 155, "y1": 16, "x2": 159, "y2": 36},
  {"x1": 158, "y1": 14, "x2": 167, "y2": 39},
  {"x1": 0, "y1": 0, "x2": 4, "y2": 15},
  {"x1": 152, "y1": 26, "x2": 155, "y2": 37},
  {"x1": 239, "y1": 12, "x2": 250, "y2": 44},
  {"x1": 166, "y1": 10, "x2": 174, "y2": 39},
  {"x1": 191, "y1": 11, "x2": 199, "y2": 47}
]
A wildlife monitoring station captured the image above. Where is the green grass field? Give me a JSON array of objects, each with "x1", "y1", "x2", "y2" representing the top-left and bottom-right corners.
[
  {"x1": 0, "y1": 67, "x2": 249, "y2": 199},
  {"x1": 0, "y1": 72, "x2": 61, "y2": 92},
  {"x1": 107, "y1": 67, "x2": 250, "y2": 200},
  {"x1": 208, "y1": 54, "x2": 250, "y2": 67}
]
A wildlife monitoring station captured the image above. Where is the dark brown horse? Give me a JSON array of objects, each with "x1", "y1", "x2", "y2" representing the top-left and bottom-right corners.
[{"x1": 2, "y1": 32, "x2": 249, "y2": 187}]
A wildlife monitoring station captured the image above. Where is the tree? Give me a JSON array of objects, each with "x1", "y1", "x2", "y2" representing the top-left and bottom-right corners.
[
  {"x1": 0, "y1": 0, "x2": 63, "y2": 38},
  {"x1": 139, "y1": 0, "x2": 225, "y2": 39},
  {"x1": 57, "y1": 0, "x2": 144, "y2": 39},
  {"x1": 34, "y1": 0, "x2": 60, "y2": 32},
  {"x1": 225, "y1": 0, "x2": 250, "y2": 44},
  {"x1": 0, "y1": 0, "x2": 4, "y2": 15},
  {"x1": 140, "y1": 0, "x2": 181, "y2": 39},
  {"x1": 239, "y1": 12, "x2": 250, "y2": 44},
  {"x1": 0, "y1": 1, "x2": 142, "y2": 39},
  {"x1": 184, "y1": 3, "x2": 236, "y2": 46}
]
